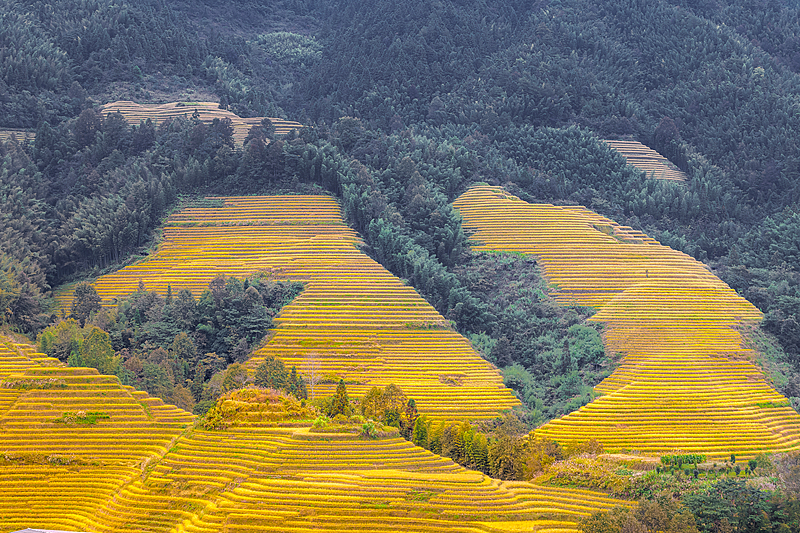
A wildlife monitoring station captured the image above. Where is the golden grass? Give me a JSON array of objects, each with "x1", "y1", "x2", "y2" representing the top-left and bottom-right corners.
[
  {"x1": 603, "y1": 139, "x2": 687, "y2": 182},
  {"x1": 0, "y1": 129, "x2": 35, "y2": 144}
]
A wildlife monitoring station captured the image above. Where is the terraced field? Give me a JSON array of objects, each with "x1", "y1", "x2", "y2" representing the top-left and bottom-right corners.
[
  {"x1": 604, "y1": 139, "x2": 687, "y2": 182},
  {"x1": 453, "y1": 185, "x2": 800, "y2": 459},
  {"x1": 0, "y1": 128, "x2": 35, "y2": 144},
  {"x1": 0, "y1": 336, "x2": 194, "y2": 532},
  {"x1": 0, "y1": 336, "x2": 626, "y2": 533},
  {"x1": 101, "y1": 100, "x2": 303, "y2": 145},
  {"x1": 57, "y1": 195, "x2": 519, "y2": 420}
]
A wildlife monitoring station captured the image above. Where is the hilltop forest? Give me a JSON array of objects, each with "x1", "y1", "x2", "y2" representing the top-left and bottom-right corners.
[{"x1": 2, "y1": 0, "x2": 800, "y2": 488}]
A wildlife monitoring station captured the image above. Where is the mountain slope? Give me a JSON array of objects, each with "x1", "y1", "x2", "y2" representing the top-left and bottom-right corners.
[
  {"x1": 58, "y1": 195, "x2": 519, "y2": 420},
  {"x1": 0, "y1": 336, "x2": 626, "y2": 533},
  {"x1": 454, "y1": 185, "x2": 800, "y2": 458}
]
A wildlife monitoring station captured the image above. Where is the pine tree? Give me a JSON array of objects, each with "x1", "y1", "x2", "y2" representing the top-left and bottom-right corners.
[
  {"x1": 329, "y1": 379, "x2": 351, "y2": 417},
  {"x1": 287, "y1": 366, "x2": 308, "y2": 400}
]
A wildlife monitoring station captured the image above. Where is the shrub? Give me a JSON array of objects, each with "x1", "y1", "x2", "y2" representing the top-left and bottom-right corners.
[
  {"x1": 201, "y1": 387, "x2": 315, "y2": 430},
  {"x1": 661, "y1": 454, "x2": 706, "y2": 466},
  {"x1": 53, "y1": 411, "x2": 110, "y2": 425},
  {"x1": 361, "y1": 420, "x2": 377, "y2": 438},
  {"x1": 312, "y1": 415, "x2": 330, "y2": 429}
]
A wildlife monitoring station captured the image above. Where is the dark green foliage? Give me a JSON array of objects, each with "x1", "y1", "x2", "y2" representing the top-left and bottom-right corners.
[
  {"x1": 328, "y1": 379, "x2": 351, "y2": 417},
  {"x1": 253, "y1": 355, "x2": 307, "y2": 400},
  {"x1": 454, "y1": 252, "x2": 610, "y2": 422},
  {"x1": 683, "y1": 480, "x2": 773, "y2": 533},
  {"x1": 580, "y1": 499, "x2": 700, "y2": 533},
  {"x1": 411, "y1": 415, "x2": 429, "y2": 449},
  {"x1": 70, "y1": 282, "x2": 101, "y2": 326},
  {"x1": 662, "y1": 454, "x2": 707, "y2": 467},
  {"x1": 111, "y1": 275, "x2": 302, "y2": 363},
  {"x1": 286, "y1": 366, "x2": 308, "y2": 401},
  {"x1": 36, "y1": 274, "x2": 302, "y2": 410}
]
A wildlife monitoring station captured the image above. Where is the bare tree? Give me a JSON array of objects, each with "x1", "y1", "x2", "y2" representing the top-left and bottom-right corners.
[{"x1": 304, "y1": 352, "x2": 322, "y2": 399}]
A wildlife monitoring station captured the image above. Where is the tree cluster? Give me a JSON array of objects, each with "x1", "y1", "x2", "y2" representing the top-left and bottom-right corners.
[{"x1": 36, "y1": 275, "x2": 303, "y2": 412}]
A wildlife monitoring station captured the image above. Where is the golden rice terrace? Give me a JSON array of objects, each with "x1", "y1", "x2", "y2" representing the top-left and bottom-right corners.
[
  {"x1": 603, "y1": 139, "x2": 687, "y2": 182},
  {"x1": 0, "y1": 337, "x2": 626, "y2": 533},
  {"x1": 58, "y1": 195, "x2": 518, "y2": 420},
  {"x1": 101, "y1": 100, "x2": 303, "y2": 145},
  {"x1": 453, "y1": 185, "x2": 800, "y2": 459}
]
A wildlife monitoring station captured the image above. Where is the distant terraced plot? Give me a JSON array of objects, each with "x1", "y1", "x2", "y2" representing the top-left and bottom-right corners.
[
  {"x1": 0, "y1": 336, "x2": 626, "y2": 533},
  {"x1": 57, "y1": 195, "x2": 519, "y2": 421},
  {"x1": 101, "y1": 100, "x2": 303, "y2": 145},
  {"x1": 454, "y1": 185, "x2": 800, "y2": 459},
  {"x1": 0, "y1": 128, "x2": 35, "y2": 144},
  {"x1": 604, "y1": 139, "x2": 686, "y2": 181}
]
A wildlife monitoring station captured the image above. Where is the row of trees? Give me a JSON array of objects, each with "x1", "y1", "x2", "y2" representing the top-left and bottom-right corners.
[
  {"x1": 411, "y1": 412, "x2": 603, "y2": 480},
  {"x1": 582, "y1": 477, "x2": 800, "y2": 533}
]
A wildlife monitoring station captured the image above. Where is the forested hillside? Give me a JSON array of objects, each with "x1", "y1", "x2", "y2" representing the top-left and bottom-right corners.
[{"x1": 1, "y1": 0, "x2": 800, "y2": 447}]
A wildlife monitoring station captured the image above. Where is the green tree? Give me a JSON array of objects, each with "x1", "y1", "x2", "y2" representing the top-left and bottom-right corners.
[
  {"x1": 170, "y1": 332, "x2": 195, "y2": 382},
  {"x1": 402, "y1": 398, "x2": 419, "y2": 439},
  {"x1": 70, "y1": 282, "x2": 101, "y2": 326},
  {"x1": 428, "y1": 420, "x2": 445, "y2": 455},
  {"x1": 329, "y1": 379, "x2": 351, "y2": 417},
  {"x1": 471, "y1": 433, "x2": 490, "y2": 474},
  {"x1": 79, "y1": 326, "x2": 119, "y2": 375},
  {"x1": 37, "y1": 318, "x2": 83, "y2": 362},
  {"x1": 579, "y1": 510, "x2": 619, "y2": 533},
  {"x1": 412, "y1": 414, "x2": 430, "y2": 448},
  {"x1": 221, "y1": 363, "x2": 249, "y2": 392},
  {"x1": 254, "y1": 355, "x2": 288, "y2": 390},
  {"x1": 287, "y1": 366, "x2": 308, "y2": 400}
]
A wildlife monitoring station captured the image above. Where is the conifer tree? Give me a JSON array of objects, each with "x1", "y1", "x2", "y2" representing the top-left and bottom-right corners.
[
  {"x1": 287, "y1": 366, "x2": 308, "y2": 400},
  {"x1": 329, "y1": 379, "x2": 351, "y2": 417},
  {"x1": 412, "y1": 415, "x2": 429, "y2": 448}
]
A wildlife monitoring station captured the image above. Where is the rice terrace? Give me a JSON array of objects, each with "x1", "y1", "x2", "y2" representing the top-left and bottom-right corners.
[{"x1": 2, "y1": 0, "x2": 800, "y2": 531}]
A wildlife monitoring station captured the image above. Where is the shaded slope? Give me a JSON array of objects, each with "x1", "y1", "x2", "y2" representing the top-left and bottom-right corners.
[{"x1": 453, "y1": 185, "x2": 800, "y2": 458}]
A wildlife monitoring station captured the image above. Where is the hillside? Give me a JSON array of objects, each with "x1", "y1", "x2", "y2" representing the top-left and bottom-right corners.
[
  {"x1": 58, "y1": 195, "x2": 519, "y2": 420},
  {"x1": 454, "y1": 185, "x2": 800, "y2": 459},
  {"x1": 2, "y1": 0, "x2": 800, "y2": 527},
  {"x1": 0, "y1": 335, "x2": 625, "y2": 533}
]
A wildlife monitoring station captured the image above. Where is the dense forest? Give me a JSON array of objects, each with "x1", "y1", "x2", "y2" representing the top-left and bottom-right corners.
[{"x1": 2, "y1": 0, "x2": 800, "y2": 512}]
